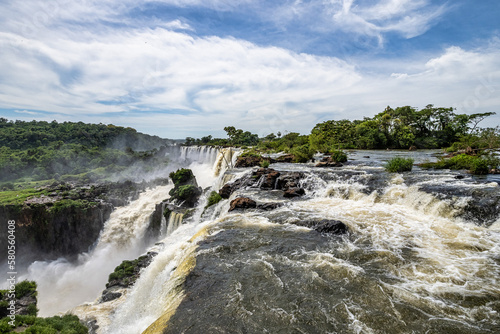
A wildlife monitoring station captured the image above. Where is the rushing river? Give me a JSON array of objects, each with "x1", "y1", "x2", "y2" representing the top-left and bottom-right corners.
[{"x1": 31, "y1": 148, "x2": 500, "y2": 333}]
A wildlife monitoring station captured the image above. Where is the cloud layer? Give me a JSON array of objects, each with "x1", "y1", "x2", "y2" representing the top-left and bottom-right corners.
[{"x1": 0, "y1": 0, "x2": 499, "y2": 138}]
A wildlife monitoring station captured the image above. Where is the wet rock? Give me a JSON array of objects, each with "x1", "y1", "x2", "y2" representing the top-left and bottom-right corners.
[
  {"x1": 260, "y1": 170, "x2": 281, "y2": 190},
  {"x1": 274, "y1": 154, "x2": 295, "y2": 163},
  {"x1": 409, "y1": 146, "x2": 417, "y2": 151},
  {"x1": 168, "y1": 169, "x2": 202, "y2": 207},
  {"x1": 283, "y1": 187, "x2": 306, "y2": 198},
  {"x1": 229, "y1": 197, "x2": 257, "y2": 212},
  {"x1": 315, "y1": 156, "x2": 343, "y2": 168},
  {"x1": 105, "y1": 252, "x2": 158, "y2": 289},
  {"x1": 454, "y1": 175, "x2": 466, "y2": 179},
  {"x1": 363, "y1": 156, "x2": 370, "y2": 158},
  {"x1": 219, "y1": 178, "x2": 245, "y2": 199},
  {"x1": 312, "y1": 220, "x2": 348, "y2": 235},
  {"x1": 257, "y1": 202, "x2": 283, "y2": 211},
  {"x1": 297, "y1": 219, "x2": 348, "y2": 235},
  {"x1": 100, "y1": 290, "x2": 122, "y2": 303},
  {"x1": 85, "y1": 319, "x2": 99, "y2": 334},
  {"x1": 235, "y1": 156, "x2": 263, "y2": 167},
  {"x1": 276, "y1": 172, "x2": 305, "y2": 191}
]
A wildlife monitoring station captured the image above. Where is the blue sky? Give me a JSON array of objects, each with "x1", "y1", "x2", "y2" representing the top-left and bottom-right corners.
[{"x1": 0, "y1": 0, "x2": 499, "y2": 138}]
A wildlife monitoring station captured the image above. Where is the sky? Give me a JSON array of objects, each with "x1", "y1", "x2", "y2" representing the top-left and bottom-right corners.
[{"x1": 0, "y1": 0, "x2": 499, "y2": 139}]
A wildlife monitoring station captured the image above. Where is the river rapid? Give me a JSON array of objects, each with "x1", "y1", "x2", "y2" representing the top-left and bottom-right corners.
[{"x1": 26, "y1": 148, "x2": 500, "y2": 333}]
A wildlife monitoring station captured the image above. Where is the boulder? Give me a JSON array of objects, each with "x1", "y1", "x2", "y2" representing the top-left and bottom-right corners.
[
  {"x1": 311, "y1": 220, "x2": 348, "y2": 235},
  {"x1": 259, "y1": 169, "x2": 280, "y2": 189},
  {"x1": 257, "y1": 202, "x2": 283, "y2": 211},
  {"x1": 315, "y1": 156, "x2": 343, "y2": 168},
  {"x1": 228, "y1": 197, "x2": 257, "y2": 212},
  {"x1": 283, "y1": 187, "x2": 306, "y2": 198},
  {"x1": 274, "y1": 154, "x2": 295, "y2": 163},
  {"x1": 235, "y1": 156, "x2": 262, "y2": 167},
  {"x1": 100, "y1": 290, "x2": 123, "y2": 303},
  {"x1": 296, "y1": 219, "x2": 348, "y2": 235},
  {"x1": 276, "y1": 172, "x2": 304, "y2": 191},
  {"x1": 409, "y1": 146, "x2": 417, "y2": 151}
]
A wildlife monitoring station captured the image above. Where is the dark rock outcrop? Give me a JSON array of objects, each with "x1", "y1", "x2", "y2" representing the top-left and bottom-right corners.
[
  {"x1": 168, "y1": 169, "x2": 202, "y2": 207},
  {"x1": 219, "y1": 168, "x2": 306, "y2": 200},
  {"x1": 235, "y1": 156, "x2": 264, "y2": 168},
  {"x1": 105, "y1": 252, "x2": 158, "y2": 289},
  {"x1": 0, "y1": 282, "x2": 37, "y2": 318},
  {"x1": 229, "y1": 197, "x2": 257, "y2": 212},
  {"x1": 0, "y1": 202, "x2": 113, "y2": 263},
  {"x1": 257, "y1": 202, "x2": 283, "y2": 211},
  {"x1": 295, "y1": 219, "x2": 348, "y2": 235},
  {"x1": 0, "y1": 180, "x2": 166, "y2": 263},
  {"x1": 235, "y1": 154, "x2": 296, "y2": 168},
  {"x1": 315, "y1": 156, "x2": 343, "y2": 168},
  {"x1": 283, "y1": 188, "x2": 306, "y2": 198},
  {"x1": 276, "y1": 172, "x2": 304, "y2": 191}
]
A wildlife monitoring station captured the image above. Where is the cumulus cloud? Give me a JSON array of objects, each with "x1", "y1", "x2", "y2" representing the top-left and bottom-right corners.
[{"x1": 0, "y1": 0, "x2": 499, "y2": 138}]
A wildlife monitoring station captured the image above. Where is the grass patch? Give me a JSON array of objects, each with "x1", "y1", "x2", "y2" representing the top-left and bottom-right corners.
[
  {"x1": 0, "y1": 188, "x2": 49, "y2": 206},
  {"x1": 385, "y1": 157, "x2": 414, "y2": 173}
]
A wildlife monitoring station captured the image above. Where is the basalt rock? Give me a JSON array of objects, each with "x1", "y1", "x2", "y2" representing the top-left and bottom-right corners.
[
  {"x1": 274, "y1": 154, "x2": 295, "y2": 163},
  {"x1": 105, "y1": 252, "x2": 158, "y2": 291},
  {"x1": 296, "y1": 219, "x2": 348, "y2": 235},
  {"x1": 229, "y1": 197, "x2": 257, "y2": 212},
  {"x1": 276, "y1": 172, "x2": 305, "y2": 191},
  {"x1": 257, "y1": 202, "x2": 283, "y2": 211},
  {"x1": 168, "y1": 169, "x2": 202, "y2": 207},
  {"x1": 219, "y1": 168, "x2": 306, "y2": 199},
  {"x1": 283, "y1": 187, "x2": 306, "y2": 198},
  {"x1": 257, "y1": 168, "x2": 280, "y2": 189},
  {"x1": 235, "y1": 156, "x2": 263, "y2": 168},
  {"x1": 315, "y1": 156, "x2": 343, "y2": 168}
]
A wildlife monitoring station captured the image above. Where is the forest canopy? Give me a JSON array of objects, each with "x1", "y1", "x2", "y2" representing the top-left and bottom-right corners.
[
  {"x1": 0, "y1": 119, "x2": 171, "y2": 184},
  {"x1": 185, "y1": 105, "x2": 497, "y2": 152}
]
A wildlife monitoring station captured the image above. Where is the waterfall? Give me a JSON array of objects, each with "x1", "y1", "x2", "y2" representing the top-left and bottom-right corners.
[
  {"x1": 165, "y1": 212, "x2": 184, "y2": 236},
  {"x1": 69, "y1": 146, "x2": 233, "y2": 333},
  {"x1": 20, "y1": 185, "x2": 172, "y2": 317},
  {"x1": 24, "y1": 149, "x2": 500, "y2": 333}
]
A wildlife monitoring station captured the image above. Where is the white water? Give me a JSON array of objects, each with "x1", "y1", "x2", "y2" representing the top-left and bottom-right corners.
[
  {"x1": 17, "y1": 148, "x2": 500, "y2": 333},
  {"x1": 20, "y1": 185, "x2": 172, "y2": 317},
  {"x1": 68, "y1": 147, "x2": 238, "y2": 332}
]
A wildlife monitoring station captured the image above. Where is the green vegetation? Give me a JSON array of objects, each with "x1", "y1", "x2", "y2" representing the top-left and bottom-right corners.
[
  {"x1": 330, "y1": 150, "x2": 348, "y2": 163},
  {"x1": 170, "y1": 185, "x2": 200, "y2": 202},
  {"x1": 0, "y1": 118, "x2": 171, "y2": 184},
  {"x1": 309, "y1": 107, "x2": 496, "y2": 150},
  {"x1": 260, "y1": 160, "x2": 270, "y2": 168},
  {"x1": 385, "y1": 157, "x2": 414, "y2": 173},
  {"x1": 1, "y1": 281, "x2": 86, "y2": 333},
  {"x1": 0, "y1": 314, "x2": 88, "y2": 333},
  {"x1": 206, "y1": 191, "x2": 223, "y2": 208},
  {"x1": 169, "y1": 169, "x2": 195, "y2": 187},
  {"x1": 421, "y1": 154, "x2": 499, "y2": 175},
  {"x1": 14, "y1": 281, "x2": 37, "y2": 300},
  {"x1": 108, "y1": 259, "x2": 139, "y2": 283},
  {"x1": 185, "y1": 106, "x2": 496, "y2": 159}
]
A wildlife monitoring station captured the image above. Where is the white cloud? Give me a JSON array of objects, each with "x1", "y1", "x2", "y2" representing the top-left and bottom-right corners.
[{"x1": 0, "y1": 1, "x2": 499, "y2": 138}]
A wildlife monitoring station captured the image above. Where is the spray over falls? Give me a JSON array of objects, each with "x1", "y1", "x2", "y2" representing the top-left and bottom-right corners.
[{"x1": 13, "y1": 148, "x2": 500, "y2": 333}]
